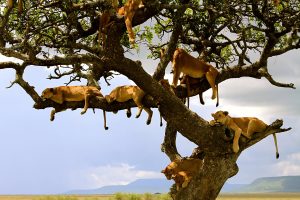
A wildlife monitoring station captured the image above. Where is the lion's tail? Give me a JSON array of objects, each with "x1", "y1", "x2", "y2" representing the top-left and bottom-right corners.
[
  {"x1": 272, "y1": 133, "x2": 279, "y2": 159},
  {"x1": 103, "y1": 110, "x2": 108, "y2": 130}
]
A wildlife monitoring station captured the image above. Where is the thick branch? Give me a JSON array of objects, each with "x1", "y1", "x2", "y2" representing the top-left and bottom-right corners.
[
  {"x1": 241, "y1": 119, "x2": 292, "y2": 151},
  {"x1": 0, "y1": 62, "x2": 22, "y2": 70},
  {"x1": 0, "y1": 47, "x2": 29, "y2": 61},
  {"x1": 152, "y1": 3, "x2": 186, "y2": 80},
  {"x1": 174, "y1": 62, "x2": 296, "y2": 100},
  {"x1": 161, "y1": 124, "x2": 181, "y2": 161}
]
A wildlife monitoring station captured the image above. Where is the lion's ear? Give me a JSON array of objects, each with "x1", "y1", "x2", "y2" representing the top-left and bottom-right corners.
[{"x1": 224, "y1": 111, "x2": 229, "y2": 116}]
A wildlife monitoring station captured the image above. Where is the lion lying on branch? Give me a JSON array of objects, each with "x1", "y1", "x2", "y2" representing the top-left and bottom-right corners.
[
  {"x1": 171, "y1": 48, "x2": 219, "y2": 107},
  {"x1": 210, "y1": 110, "x2": 279, "y2": 158},
  {"x1": 105, "y1": 85, "x2": 153, "y2": 125},
  {"x1": 41, "y1": 86, "x2": 108, "y2": 130}
]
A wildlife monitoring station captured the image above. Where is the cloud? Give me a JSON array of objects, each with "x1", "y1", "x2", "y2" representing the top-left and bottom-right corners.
[
  {"x1": 273, "y1": 153, "x2": 300, "y2": 176},
  {"x1": 0, "y1": 55, "x2": 23, "y2": 64},
  {"x1": 68, "y1": 163, "x2": 163, "y2": 190}
]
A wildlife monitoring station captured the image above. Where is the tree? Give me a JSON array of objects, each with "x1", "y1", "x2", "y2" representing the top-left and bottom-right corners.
[{"x1": 0, "y1": 0, "x2": 299, "y2": 199}]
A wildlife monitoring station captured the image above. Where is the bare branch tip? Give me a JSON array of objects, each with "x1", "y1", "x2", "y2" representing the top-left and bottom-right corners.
[
  {"x1": 6, "y1": 80, "x2": 18, "y2": 89},
  {"x1": 283, "y1": 127, "x2": 292, "y2": 132},
  {"x1": 289, "y1": 83, "x2": 296, "y2": 89}
]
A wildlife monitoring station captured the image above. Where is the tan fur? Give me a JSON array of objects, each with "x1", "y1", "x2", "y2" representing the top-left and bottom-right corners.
[
  {"x1": 99, "y1": 10, "x2": 111, "y2": 47},
  {"x1": 6, "y1": 0, "x2": 14, "y2": 9},
  {"x1": 118, "y1": 6, "x2": 125, "y2": 16},
  {"x1": 161, "y1": 158, "x2": 203, "y2": 181},
  {"x1": 123, "y1": 0, "x2": 144, "y2": 45},
  {"x1": 99, "y1": 0, "x2": 120, "y2": 47},
  {"x1": 172, "y1": 171, "x2": 192, "y2": 191},
  {"x1": 159, "y1": 48, "x2": 203, "y2": 107},
  {"x1": 210, "y1": 111, "x2": 279, "y2": 158},
  {"x1": 41, "y1": 86, "x2": 108, "y2": 130},
  {"x1": 171, "y1": 48, "x2": 219, "y2": 106},
  {"x1": 105, "y1": 85, "x2": 153, "y2": 125}
]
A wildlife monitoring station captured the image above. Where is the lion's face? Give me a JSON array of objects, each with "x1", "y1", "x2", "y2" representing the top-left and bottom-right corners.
[
  {"x1": 161, "y1": 162, "x2": 178, "y2": 180},
  {"x1": 211, "y1": 111, "x2": 229, "y2": 124},
  {"x1": 41, "y1": 88, "x2": 54, "y2": 100}
]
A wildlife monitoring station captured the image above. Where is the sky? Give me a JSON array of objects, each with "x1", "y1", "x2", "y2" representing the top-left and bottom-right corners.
[{"x1": 0, "y1": 46, "x2": 299, "y2": 194}]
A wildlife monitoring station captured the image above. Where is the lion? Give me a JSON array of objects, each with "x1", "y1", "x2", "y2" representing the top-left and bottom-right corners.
[
  {"x1": 210, "y1": 110, "x2": 279, "y2": 158},
  {"x1": 159, "y1": 48, "x2": 204, "y2": 107},
  {"x1": 172, "y1": 171, "x2": 192, "y2": 191},
  {"x1": 161, "y1": 158, "x2": 203, "y2": 180},
  {"x1": 105, "y1": 85, "x2": 153, "y2": 125},
  {"x1": 98, "y1": 0, "x2": 120, "y2": 47},
  {"x1": 41, "y1": 86, "x2": 108, "y2": 130},
  {"x1": 98, "y1": 0, "x2": 144, "y2": 46},
  {"x1": 171, "y1": 48, "x2": 219, "y2": 106},
  {"x1": 122, "y1": 0, "x2": 145, "y2": 45}
]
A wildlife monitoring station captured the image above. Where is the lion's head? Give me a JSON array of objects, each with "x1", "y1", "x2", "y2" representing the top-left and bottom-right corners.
[
  {"x1": 41, "y1": 88, "x2": 55, "y2": 100},
  {"x1": 211, "y1": 110, "x2": 229, "y2": 124},
  {"x1": 161, "y1": 161, "x2": 179, "y2": 180}
]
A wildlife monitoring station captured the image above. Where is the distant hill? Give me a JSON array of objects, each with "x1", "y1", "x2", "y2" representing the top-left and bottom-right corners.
[
  {"x1": 66, "y1": 176, "x2": 300, "y2": 194},
  {"x1": 66, "y1": 179, "x2": 172, "y2": 194},
  {"x1": 236, "y1": 176, "x2": 300, "y2": 193},
  {"x1": 221, "y1": 183, "x2": 247, "y2": 193}
]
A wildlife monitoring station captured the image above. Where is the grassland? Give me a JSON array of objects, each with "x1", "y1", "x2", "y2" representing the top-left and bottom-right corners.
[
  {"x1": 1, "y1": 193, "x2": 300, "y2": 200},
  {"x1": 217, "y1": 193, "x2": 300, "y2": 199}
]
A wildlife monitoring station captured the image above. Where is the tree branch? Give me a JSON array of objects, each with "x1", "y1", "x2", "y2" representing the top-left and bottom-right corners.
[
  {"x1": 258, "y1": 68, "x2": 296, "y2": 89},
  {"x1": 8, "y1": 65, "x2": 41, "y2": 103},
  {"x1": 152, "y1": 15, "x2": 183, "y2": 80},
  {"x1": 241, "y1": 119, "x2": 292, "y2": 151},
  {"x1": 161, "y1": 124, "x2": 181, "y2": 161}
]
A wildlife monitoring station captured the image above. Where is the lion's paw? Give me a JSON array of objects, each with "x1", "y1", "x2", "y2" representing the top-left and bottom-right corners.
[{"x1": 233, "y1": 145, "x2": 239, "y2": 153}]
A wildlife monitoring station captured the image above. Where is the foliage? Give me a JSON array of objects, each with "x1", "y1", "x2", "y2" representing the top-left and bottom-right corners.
[{"x1": 0, "y1": 0, "x2": 299, "y2": 199}]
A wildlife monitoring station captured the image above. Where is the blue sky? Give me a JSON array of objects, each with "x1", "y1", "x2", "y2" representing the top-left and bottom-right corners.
[{"x1": 0, "y1": 48, "x2": 299, "y2": 194}]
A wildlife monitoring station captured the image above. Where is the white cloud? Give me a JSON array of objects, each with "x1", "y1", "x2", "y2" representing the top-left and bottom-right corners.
[
  {"x1": 273, "y1": 153, "x2": 300, "y2": 176},
  {"x1": 68, "y1": 163, "x2": 163, "y2": 190},
  {"x1": 0, "y1": 54, "x2": 23, "y2": 64}
]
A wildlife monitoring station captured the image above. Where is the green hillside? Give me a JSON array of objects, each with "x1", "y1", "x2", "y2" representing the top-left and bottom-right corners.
[{"x1": 239, "y1": 176, "x2": 300, "y2": 193}]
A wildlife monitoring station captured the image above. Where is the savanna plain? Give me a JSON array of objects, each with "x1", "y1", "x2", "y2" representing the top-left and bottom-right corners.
[{"x1": 1, "y1": 193, "x2": 300, "y2": 200}]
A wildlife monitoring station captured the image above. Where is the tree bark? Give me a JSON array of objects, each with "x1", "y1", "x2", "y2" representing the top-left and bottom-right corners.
[
  {"x1": 0, "y1": 1, "x2": 297, "y2": 199},
  {"x1": 163, "y1": 119, "x2": 290, "y2": 200},
  {"x1": 172, "y1": 155, "x2": 239, "y2": 200}
]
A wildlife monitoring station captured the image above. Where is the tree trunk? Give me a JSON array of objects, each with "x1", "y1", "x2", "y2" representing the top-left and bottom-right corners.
[
  {"x1": 162, "y1": 119, "x2": 290, "y2": 200},
  {"x1": 171, "y1": 155, "x2": 239, "y2": 200}
]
